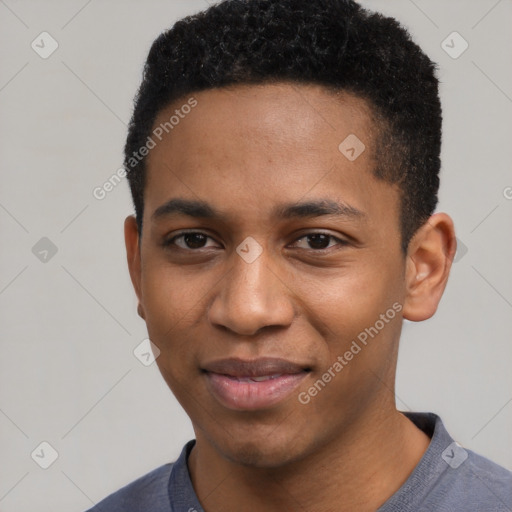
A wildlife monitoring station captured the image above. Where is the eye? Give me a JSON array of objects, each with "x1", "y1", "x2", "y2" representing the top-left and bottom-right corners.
[
  {"x1": 163, "y1": 231, "x2": 220, "y2": 250},
  {"x1": 291, "y1": 233, "x2": 348, "y2": 251},
  {"x1": 163, "y1": 231, "x2": 348, "y2": 252}
]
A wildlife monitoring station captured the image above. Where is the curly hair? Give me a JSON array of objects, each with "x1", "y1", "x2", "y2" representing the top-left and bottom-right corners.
[{"x1": 124, "y1": 0, "x2": 442, "y2": 253}]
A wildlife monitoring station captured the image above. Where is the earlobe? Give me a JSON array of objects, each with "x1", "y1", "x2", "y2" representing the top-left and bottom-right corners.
[
  {"x1": 124, "y1": 215, "x2": 144, "y2": 311},
  {"x1": 402, "y1": 213, "x2": 456, "y2": 322}
]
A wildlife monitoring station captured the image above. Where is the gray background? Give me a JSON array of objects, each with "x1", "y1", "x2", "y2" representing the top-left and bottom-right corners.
[{"x1": 0, "y1": 1, "x2": 511, "y2": 510}]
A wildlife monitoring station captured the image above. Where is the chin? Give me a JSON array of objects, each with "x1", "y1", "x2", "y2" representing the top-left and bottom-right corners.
[
  {"x1": 212, "y1": 426, "x2": 314, "y2": 469},
  {"x1": 224, "y1": 441, "x2": 296, "y2": 468}
]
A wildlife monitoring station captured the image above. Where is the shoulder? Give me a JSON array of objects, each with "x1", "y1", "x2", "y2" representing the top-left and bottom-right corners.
[
  {"x1": 422, "y1": 414, "x2": 512, "y2": 509},
  {"x1": 388, "y1": 412, "x2": 512, "y2": 510},
  {"x1": 85, "y1": 463, "x2": 174, "y2": 512},
  {"x1": 440, "y1": 448, "x2": 512, "y2": 509}
]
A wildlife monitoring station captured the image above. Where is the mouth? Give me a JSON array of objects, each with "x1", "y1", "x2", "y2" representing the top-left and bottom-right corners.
[{"x1": 202, "y1": 357, "x2": 311, "y2": 411}]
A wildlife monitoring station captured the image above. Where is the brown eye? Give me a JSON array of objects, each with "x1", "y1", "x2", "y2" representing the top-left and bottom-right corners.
[
  {"x1": 292, "y1": 233, "x2": 347, "y2": 250},
  {"x1": 163, "y1": 232, "x2": 219, "y2": 250},
  {"x1": 305, "y1": 234, "x2": 331, "y2": 249}
]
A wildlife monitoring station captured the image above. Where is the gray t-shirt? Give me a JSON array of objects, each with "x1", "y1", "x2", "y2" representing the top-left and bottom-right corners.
[{"x1": 86, "y1": 412, "x2": 512, "y2": 511}]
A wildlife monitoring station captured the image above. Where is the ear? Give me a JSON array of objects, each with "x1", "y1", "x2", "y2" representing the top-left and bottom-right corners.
[
  {"x1": 402, "y1": 213, "x2": 457, "y2": 322},
  {"x1": 124, "y1": 215, "x2": 145, "y2": 320}
]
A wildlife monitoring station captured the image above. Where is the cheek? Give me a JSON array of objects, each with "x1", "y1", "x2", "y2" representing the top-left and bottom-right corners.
[
  {"x1": 140, "y1": 263, "x2": 204, "y2": 356},
  {"x1": 300, "y1": 262, "x2": 402, "y2": 342},
  {"x1": 299, "y1": 265, "x2": 404, "y2": 416}
]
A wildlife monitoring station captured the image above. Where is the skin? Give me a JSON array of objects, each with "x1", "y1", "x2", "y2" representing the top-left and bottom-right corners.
[{"x1": 125, "y1": 83, "x2": 457, "y2": 512}]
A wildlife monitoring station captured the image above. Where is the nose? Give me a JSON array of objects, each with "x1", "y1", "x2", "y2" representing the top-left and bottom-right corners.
[{"x1": 207, "y1": 247, "x2": 296, "y2": 336}]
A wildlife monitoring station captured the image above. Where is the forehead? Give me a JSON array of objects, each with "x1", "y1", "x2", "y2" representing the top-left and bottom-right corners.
[
  {"x1": 143, "y1": 82, "x2": 398, "y2": 232},
  {"x1": 151, "y1": 82, "x2": 376, "y2": 154}
]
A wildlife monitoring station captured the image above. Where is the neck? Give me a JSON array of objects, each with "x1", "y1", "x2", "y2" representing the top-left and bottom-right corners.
[{"x1": 188, "y1": 408, "x2": 430, "y2": 512}]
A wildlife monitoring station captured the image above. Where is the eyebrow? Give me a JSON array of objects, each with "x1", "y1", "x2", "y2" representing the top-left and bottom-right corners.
[{"x1": 151, "y1": 198, "x2": 366, "y2": 222}]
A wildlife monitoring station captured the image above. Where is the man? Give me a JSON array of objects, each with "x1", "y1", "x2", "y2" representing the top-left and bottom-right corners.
[{"x1": 87, "y1": 0, "x2": 512, "y2": 510}]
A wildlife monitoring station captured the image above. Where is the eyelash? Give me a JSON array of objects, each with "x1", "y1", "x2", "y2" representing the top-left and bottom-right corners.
[{"x1": 162, "y1": 231, "x2": 349, "y2": 252}]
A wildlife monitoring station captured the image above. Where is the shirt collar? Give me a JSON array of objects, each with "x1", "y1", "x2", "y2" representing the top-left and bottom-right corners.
[{"x1": 167, "y1": 412, "x2": 446, "y2": 512}]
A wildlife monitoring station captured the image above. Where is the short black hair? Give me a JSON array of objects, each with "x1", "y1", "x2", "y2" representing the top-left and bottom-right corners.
[{"x1": 124, "y1": 0, "x2": 442, "y2": 253}]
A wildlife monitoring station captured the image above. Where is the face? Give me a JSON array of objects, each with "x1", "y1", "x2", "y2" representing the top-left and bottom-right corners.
[{"x1": 128, "y1": 83, "x2": 410, "y2": 468}]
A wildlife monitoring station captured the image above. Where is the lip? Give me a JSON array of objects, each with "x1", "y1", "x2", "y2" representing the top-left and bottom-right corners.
[{"x1": 202, "y1": 357, "x2": 310, "y2": 411}]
